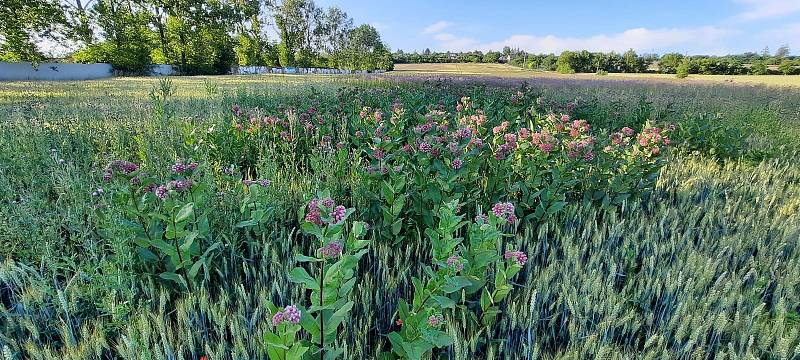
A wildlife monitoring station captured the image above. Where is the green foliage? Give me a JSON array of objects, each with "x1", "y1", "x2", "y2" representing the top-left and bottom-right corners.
[
  {"x1": 676, "y1": 113, "x2": 746, "y2": 158},
  {"x1": 337, "y1": 24, "x2": 393, "y2": 71},
  {"x1": 676, "y1": 58, "x2": 690, "y2": 78},
  {"x1": 278, "y1": 39, "x2": 296, "y2": 67},
  {"x1": 556, "y1": 51, "x2": 576, "y2": 74},
  {"x1": 659, "y1": 53, "x2": 684, "y2": 73},
  {"x1": 0, "y1": 0, "x2": 65, "y2": 62},
  {"x1": 73, "y1": 40, "x2": 153, "y2": 74},
  {"x1": 623, "y1": 48, "x2": 646, "y2": 73},
  {"x1": 779, "y1": 59, "x2": 799, "y2": 75},
  {"x1": 290, "y1": 193, "x2": 370, "y2": 358},
  {"x1": 751, "y1": 60, "x2": 769, "y2": 75}
]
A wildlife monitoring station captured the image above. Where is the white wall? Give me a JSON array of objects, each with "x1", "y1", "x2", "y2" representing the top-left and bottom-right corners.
[
  {"x1": 149, "y1": 64, "x2": 178, "y2": 76},
  {"x1": 0, "y1": 62, "x2": 382, "y2": 81},
  {"x1": 0, "y1": 62, "x2": 113, "y2": 81}
]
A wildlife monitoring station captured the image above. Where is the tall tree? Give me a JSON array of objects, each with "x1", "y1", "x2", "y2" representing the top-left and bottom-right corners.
[
  {"x1": 268, "y1": 0, "x2": 311, "y2": 67},
  {"x1": 623, "y1": 49, "x2": 645, "y2": 73},
  {"x1": 775, "y1": 44, "x2": 790, "y2": 58},
  {"x1": 0, "y1": 0, "x2": 66, "y2": 62},
  {"x1": 339, "y1": 24, "x2": 391, "y2": 70},
  {"x1": 62, "y1": 0, "x2": 96, "y2": 46}
]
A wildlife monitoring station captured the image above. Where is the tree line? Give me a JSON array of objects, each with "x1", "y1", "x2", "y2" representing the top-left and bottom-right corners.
[
  {"x1": 0, "y1": 0, "x2": 393, "y2": 74},
  {"x1": 394, "y1": 45, "x2": 800, "y2": 76}
]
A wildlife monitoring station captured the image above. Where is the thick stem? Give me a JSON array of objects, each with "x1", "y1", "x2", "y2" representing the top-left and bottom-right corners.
[
  {"x1": 319, "y1": 263, "x2": 325, "y2": 359},
  {"x1": 189, "y1": 190, "x2": 199, "y2": 225},
  {"x1": 171, "y1": 208, "x2": 184, "y2": 266}
]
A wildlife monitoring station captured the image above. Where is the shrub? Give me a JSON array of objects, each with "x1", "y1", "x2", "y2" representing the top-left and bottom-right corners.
[
  {"x1": 675, "y1": 59, "x2": 690, "y2": 78},
  {"x1": 72, "y1": 41, "x2": 153, "y2": 75}
]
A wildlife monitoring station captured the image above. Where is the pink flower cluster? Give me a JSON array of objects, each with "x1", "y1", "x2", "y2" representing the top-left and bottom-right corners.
[
  {"x1": 446, "y1": 255, "x2": 464, "y2": 272},
  {"x1": 492, "y1": 121, "x2": 510, "y2": 135},
  {"x1": 418, "y1": 142, "x2": 432, "y2": 153},
  {"x1": 504, "y1": 250, "x2": 528, "y2": 266},
  {"x1": 272, "y1": 305, "x2": 301, "y2": 326},
  {"x1": 460, "y1": 110, "x2": 486, "y2": 128},
  {"x1": 453, "y1": 127, "x2": 472, "y2": 140},
  {"x1": 415, "y1": 123, "x2": 433, "y2": 134},
  {"x1": 427, "y1": 314, "x2": 445, "y2": 327},
  {"x1": 451, "y1": 158, "x2": 463, "y2": 170},
  {"x1": 305, "y1": 197, "x2": 347, "y2": 226},
  {"x1": 491, "y1": 202, "x2": 517, "y2": 222},
  {"x1": 171, "y1": 160, "x2": 198, "y2": 174},
  {"x1": 518, "y1": 127, "x2": 530, "y2": 140},
  {"x1": 637, "y1": 125, "x2": 674, "y2": 156},
  {"x1": 319, "y1": 241, "x2": 344, "y2": 258},
  {"x1": 155, "y1": 185, "x2": 169, "y2": 199},
  {"x1": 569, "y1": 120, "x2": 590, "y2": 138},
  {"x1": 171, "y1": 179, "x2": 193, "y2": 192},
  {"x1": 531, "y1": 130, "x2": 557, "y2": 154},
  {"x1": 566, "y1": 138, "x2": 595, "y2": 161},
  {"x1": 606, "y1": 127, "x2": 637, "y2": 152},
  {"x1": 103, "y1": 160, "x2": 139, "y2": 181}
]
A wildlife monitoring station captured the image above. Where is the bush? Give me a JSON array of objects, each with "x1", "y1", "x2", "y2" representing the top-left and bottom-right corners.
[
  {"x1": 675, "y1": 59, "x2": 690, "y2": 78},
  {"x1": 72, "y1": 41, "x2": 153, "y2": 75},
  {"x1": 676, "y1": 113, "x2": 746, "y2": 158}
]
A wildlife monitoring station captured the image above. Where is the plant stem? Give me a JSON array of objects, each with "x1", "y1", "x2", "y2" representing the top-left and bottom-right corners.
[
  {"x1": 130, "y1": 188, "x2": 153, "y2": 243},
  {"x1": 319, "y1": 262, "x2": 325, "y2": 360},
  {"x1": 171, "y1": 208, "x2": 184, "y2": 266}
]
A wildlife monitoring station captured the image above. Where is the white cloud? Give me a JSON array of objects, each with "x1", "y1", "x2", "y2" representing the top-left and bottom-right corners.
[
  {"x1": 732, "y1": 0, "x2": 800, "y2": 21},
  {"x1": 425, "y1": 26, "x2": 736, "y2": 55},
  {"x1": 422, "y1": 21, "x2": 453, "y2": 35},
  {"x1": 758, "y1": 22, "x2": 800, "y2": 50}
]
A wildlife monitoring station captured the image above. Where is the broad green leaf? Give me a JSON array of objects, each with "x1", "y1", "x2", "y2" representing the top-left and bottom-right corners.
[
  {"x1": 175, "y1": 203, "x2": 194, "y2": 223},
  {"x1": 295, "y1": 254, "x2": 321, "y2": 262},
  {"x1": 159, "y1": 272, "x2": 188, "y2": 290},
  {"x1": 288, "y1": 267, "x2": 319, "y2": 290},
  {"x1": 442, "y1": 276, "x2": 472, "y2": 293},
  {"x1": 286, "y1": 344, "x2": 308, "y2": 360},
  {"x1": 431, "y1": 296, "x2": 456, "y2": 309}
]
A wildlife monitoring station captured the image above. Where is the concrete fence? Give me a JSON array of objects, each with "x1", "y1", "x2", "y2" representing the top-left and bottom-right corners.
[
  {"x1": 0, "y1": 62, "x2": 113, "y2": 81},
  {"x1": 0, "y1": 62, "x2": 385, "y2": 81}
]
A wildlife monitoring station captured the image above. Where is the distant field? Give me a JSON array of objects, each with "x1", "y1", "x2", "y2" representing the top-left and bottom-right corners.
[{"x1": 392, "y1": 63, "x2": 800, "y2": 87}]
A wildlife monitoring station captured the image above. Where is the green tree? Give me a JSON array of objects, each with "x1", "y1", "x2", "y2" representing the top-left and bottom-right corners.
[
  {"x1": 623, "y1": 49, "x2": 645, "y2": 73},
  {"x1": 0, "y1": 0, "x2": 66, "y2": 62},
  {"x1": 779, "y1": 59, "x2": 797, "y2": 75},
  {"x1": 72, "y1": 0, "x2": 154, "y2": 74},
  {"x1": 270, "y1": 0, "x2": 314, "y2": 67},
  {"x1": 675, "y1": 59, "x2": 691, "y2": 78},
  {"x1": 482, "y1": 51, "x2": 500, "y2": 63},
  {"x1": 556, "y1": 51, "x2": 576, "y2": 74},
  {"x1": 775, "y1": 44, "x2": 790, "y2": 58},
  {"x1": 338, "y1": 24, "x2": 391, "y2": 70},
  {"x1": 750, "y1": 61, "x2": 768, "y2": 75},
  {"x1": 591, "y1": 52, "x2": 609, "y2": 72},
  {"x1": 62, "y1": 0, "x2": 95, "y2": 46},
  {"x1": 659, "y1": 53, "x2": 684, "y2": 73}
]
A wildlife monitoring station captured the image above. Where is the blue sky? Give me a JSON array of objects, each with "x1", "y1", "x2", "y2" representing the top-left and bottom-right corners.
[{"x1": 316, "y1": 0, "x2": 800, "y2": 55}]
